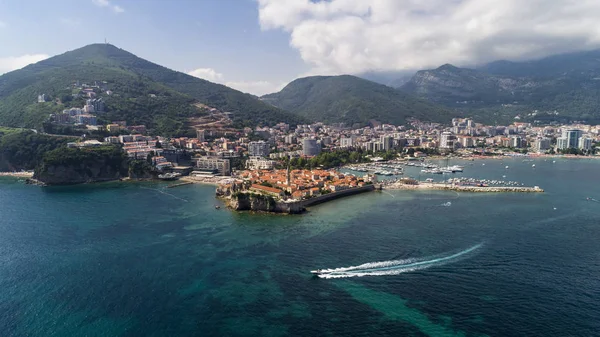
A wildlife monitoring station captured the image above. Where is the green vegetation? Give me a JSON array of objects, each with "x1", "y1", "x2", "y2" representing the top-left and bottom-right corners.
[
  {"x1": 400, "y1": 49, "x2": 600, "y2": 124},
  {"x1": 405, "y1": 147, "x2": 440, "y2": 156},
  {"x1": 557, "y1": 148, "x2": 596, "y2": 155},
  {"x1": 0, "y1": 44, "x2": 307, "y2": 136},
  {"x1": 0, "y1": 130, "x2": 71, "y2": 171},
  {"x1": 0, "y1": 126, "x2": 24, "y2": 136},
  {"x1": 128, "y1": 159, "x2": 157, "y2": 179},
  {"x1": 262, "y1": 75, "x2": 453, "y2": 127},
  {"x1": 289, "y1": 149, "x2": 372, "y2": 169},
  {"x1": 34, "y1": 145, "x2": 129, "y2": 184},
  {"x1": 39, "y1": 145, "x2": 126, "y2": 168}
]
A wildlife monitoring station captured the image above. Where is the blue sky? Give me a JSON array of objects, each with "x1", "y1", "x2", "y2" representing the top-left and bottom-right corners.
[{"x1": 2, "y1": 0, "x2": 600, "y2": 95}]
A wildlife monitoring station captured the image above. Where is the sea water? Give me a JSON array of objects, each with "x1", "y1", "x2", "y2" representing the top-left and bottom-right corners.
[{"x1": 0, "y1": 157, "x2": 599, "y2": 336}]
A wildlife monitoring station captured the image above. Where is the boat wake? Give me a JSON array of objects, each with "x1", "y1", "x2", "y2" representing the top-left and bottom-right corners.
[
  {"x1": 315, "y1": 243, "x2": 483, "y2": 279},
  {"x1": 587, "y1": 197, "x2": 599, "y2": 203},
  {"x1": 140, "y1": 186, "x2": 188, "y2": 202},
  {"x1": 441, "y1": 201, "x2": 452, "y2": 207}
]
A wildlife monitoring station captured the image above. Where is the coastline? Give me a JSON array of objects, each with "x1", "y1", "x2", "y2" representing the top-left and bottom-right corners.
[
  {"x1": 0, "y1": 171, "x2": 34, "y2": 178},
  {"x1": 179, "y1": 175, "x2": 232, "y2": 186}
]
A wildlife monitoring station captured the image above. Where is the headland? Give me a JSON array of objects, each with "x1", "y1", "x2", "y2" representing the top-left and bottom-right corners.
[{"x1": 216, "y1": 168, "x2": 376, "y2": 214}]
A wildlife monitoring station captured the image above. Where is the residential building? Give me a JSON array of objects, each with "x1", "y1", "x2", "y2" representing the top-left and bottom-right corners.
[
  {"x1": 248, "y1": 141, "x2": 270, "y2": 157},
  {"x1": 86, "y1": 98, "x2": 105, "y2": 112},
  {"x1": 196, "y1": 129, "x2": 205, "y2": 142},
  {"x1": 533, "y1": 138, "x2": 551, "y2": 152},
  {"x1": 250, "y1": 184, "x2": 284, "y2": 198},
  {"x1": 284, "y1": 134, "x2": 296, "y2": 144},
  {"x1": 340, "y1": 136, "x2": 356, "y2": 148},
  {"x1": 557, "y1": 129, "x2": 583, "y2": 149},
  {"x1": 458, "y1": 136, "x2": 475, "y2": 148},
  {"x1": 557, "y1": 137, "x2": 568, "y2": 150},
  {"x1": 440, "y1": 132, "x2": 456, "y2": 150},
  {"x1": 510, "y1": 136, "x2": 523, "y2": 148},
  {"x1": 104, "y1": 136, "x2": 120, "y2": 144},
  {"x1": 247, "y1": 157, "x2": 276, "y2": 170},
  {"x1": 302, "y1": 138, "x2": 321, "y2": 156},
  {"x1": 75, "y1": 114, "x2": 97, "y2": 125},
  {"x1": 196, "y1": 157, "x2": 231, "y2": 176},
  {"x1": 107, "y1": 124, "x2": 121, "y2": 133},
  {"x1": 578, "y1": 137, "x2": 593, "y2": 151},
  {"x1": 83, "y1": 104, "x2": 95, "y2": 114},
  {"x1": 380, "y1": 136, "x2": 394, "y2": 151}
]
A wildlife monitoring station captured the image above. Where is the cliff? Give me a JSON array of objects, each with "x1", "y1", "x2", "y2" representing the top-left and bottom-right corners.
[
  {"x1": 34, "y1": 146, "x2": 129, "y2": 185},
  {"x1": 222, "y1": 185, "x2": 375, "y2": 214},
  {"x1": 227, "y1": 192, "x2": 280, "y2": 213},
  {"x1": 128, "y1": 160, "x2": 158, "y2": 180}
]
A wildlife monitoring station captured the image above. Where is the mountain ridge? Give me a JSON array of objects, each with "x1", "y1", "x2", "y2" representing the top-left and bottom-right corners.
[
  {"x1": 262, "y1": 75, "x2": 453, "y2": 126},
  {"x1": 0, "y1": 44, "x2": 307, "y2": 135},
  {"x1": 399, "y1": 48, "x2": 600, "y2": 124}
]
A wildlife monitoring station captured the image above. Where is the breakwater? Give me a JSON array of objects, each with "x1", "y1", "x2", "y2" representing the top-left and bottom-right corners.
[{"x1": 387, "y1": 183, "x2": 544, "y2": 193}]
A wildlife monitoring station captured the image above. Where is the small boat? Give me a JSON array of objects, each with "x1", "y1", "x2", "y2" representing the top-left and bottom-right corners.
[
  {"x1": 532, "y1": 164, "x2": 536, "y2": 168},
  {"x1": 505, "y1": 166, "x2": 509, "y2": 169},
  {"x1": 215, "y1": 205, "x2": 221, "y2": 209}
]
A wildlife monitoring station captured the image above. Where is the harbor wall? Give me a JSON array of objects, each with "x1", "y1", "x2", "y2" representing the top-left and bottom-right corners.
[
  {"x1": 388, "y1": 183, "x2": 544, "y2": 193},
  {"x1": 227, "y1": 184, "x2": 376, "y2": 214},
  {"x1": 301, "y1": 184, "x2": 376, "y2": 207}
]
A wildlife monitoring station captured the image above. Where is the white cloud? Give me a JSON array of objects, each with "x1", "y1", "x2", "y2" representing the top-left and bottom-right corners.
[
  {"x1": 257, "y1": 0, "x2": 600, "y2": 74},
  {"x1": 92, "y1": 0, "x2": 125, "y2": 14},
  {"x1": 187, "y1": 68, "x2": 283, "y2": 95},
  {"x1": 188, "y1": 68, "x2": 224, "y2": 82},
  {"x1": 0, "y1": 54, "x2": 50, "y2": 75},
  {"x1": 225, "y1": 81, "x2": 286, "y2": 96},
  {"x1": 0, "y1": 20, "x2": 6, "y2": 28}
]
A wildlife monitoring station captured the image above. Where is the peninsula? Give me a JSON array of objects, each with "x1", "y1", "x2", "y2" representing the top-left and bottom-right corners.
[{"x1": 216, "y1": 168, "x2": 376, "y2": 214}]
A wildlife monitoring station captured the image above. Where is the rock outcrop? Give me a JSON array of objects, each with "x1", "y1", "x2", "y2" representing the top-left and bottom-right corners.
[
  {"x1": 34, "y1": 146, "x2": 128, "y2": 185},
  {"x1": 226, "y1": 193, "x2": 278, "y2": 212}
]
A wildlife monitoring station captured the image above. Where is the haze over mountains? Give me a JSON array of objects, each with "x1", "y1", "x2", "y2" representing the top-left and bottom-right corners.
[
  {"x1": 1, "y1": 44, "x2": 600, "y2": 136},
  {"x1": 396, "y1": 49, "x2": 600, "y2": 124}
]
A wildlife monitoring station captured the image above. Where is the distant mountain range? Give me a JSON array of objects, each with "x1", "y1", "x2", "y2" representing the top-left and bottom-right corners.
[
  {"x1": 398, "y1": 49, "x2": 600, "y2": 124},
  {"x1": 3, "y1": 44, "x2": 600, "y2": 136},
  {"x1": 261, "y1": 75, "x2": 453, "y2": 127},
  {"x1": 0, "y1": 44, "x2": 306, "y2": 136}
]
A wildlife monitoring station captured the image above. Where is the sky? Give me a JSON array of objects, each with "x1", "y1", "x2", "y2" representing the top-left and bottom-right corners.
[{"x1": 2, "y1": 0, "x2": 600, "y2": 95}]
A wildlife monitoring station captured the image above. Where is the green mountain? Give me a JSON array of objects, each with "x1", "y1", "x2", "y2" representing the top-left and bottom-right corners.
[
  {"x1": 400, "y1": 49, "x2": 600, "y2": 124},
  {"x1": 0, "y1": 44, "x2": 306, "y2": 136},
  {"x1": 261, "y1": 75, "x2": 453, "y2": 126}
]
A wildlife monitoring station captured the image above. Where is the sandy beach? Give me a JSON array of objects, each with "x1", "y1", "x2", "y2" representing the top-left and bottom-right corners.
[
  {"x1": 0, "y1": 171, "x2": 34, "y2": 178},
  {"x1": 179, "y1": 175, "x2": 235, "y2": 186}
]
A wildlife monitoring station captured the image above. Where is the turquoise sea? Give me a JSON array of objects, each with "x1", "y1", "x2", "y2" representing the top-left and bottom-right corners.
[{"x1": 1, "y1": 157, "x2": 599, "y2": 336}]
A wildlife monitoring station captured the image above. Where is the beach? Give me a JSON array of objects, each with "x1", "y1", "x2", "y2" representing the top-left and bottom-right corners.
[{"x1": 0, "y1": 171, "x2": 34, "y2": 178}]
